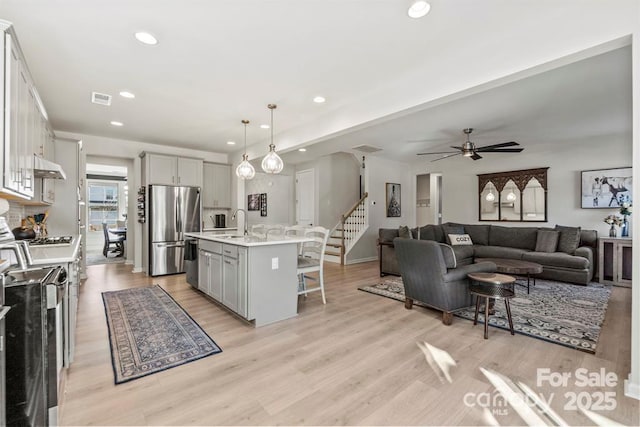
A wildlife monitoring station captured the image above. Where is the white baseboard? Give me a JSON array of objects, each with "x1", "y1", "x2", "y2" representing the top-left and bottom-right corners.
[
  {"x1": 345, "y1": 256, "x2": 377, "y2": 265},
  {"x1": 625, "y1": 377, "x2": 640, "y2": 400},
  {"x1": 131, "y1": 267, "x2": 143, "y2": 273}
]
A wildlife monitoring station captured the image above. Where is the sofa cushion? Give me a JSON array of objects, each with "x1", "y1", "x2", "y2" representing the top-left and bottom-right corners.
[
  {"x1": 555, "y1": 225, "x2": 581, "y2": 254},
  {"x1": 489, "y1": 226, "x2": 538, "y2": 250},
  {"x1": 439, "y1": 244, "x2": 457, "y2": 269},
  {"x1": 579, "y1": 229, "x2": 598, "y2": 249},
  {"x1": 464, "y1": 224, "x2": 490, "y2": 246},
  {"x1": 522, "y1": 252, "x2": 589, "y2": 270},
  {"x1": 448, "y1": 234, "x2": 473, "y2": 245},
  {"x1": 442, "y1": 224, "x2": 465, "y2": 244},
  {"x1": 535, "y1": 230, "x2": 559, "y2": 253},
  {"x1": 473, "y1": 245, "x2": 529, "y2": 260},
  {"x1": 398, "y1": 226, "x2": 413, "y2": 239},
  {"x1": 452, "y1": 245, "x2": 474, "y2": 262},
  {"x1": 379, "y1": 228, "x2": 399, "y2": 244},
  {"x1": 418, "y1": 225, "x2": 436, "y2": 241}
]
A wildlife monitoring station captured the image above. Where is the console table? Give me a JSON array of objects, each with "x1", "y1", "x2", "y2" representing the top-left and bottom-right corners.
[{"x1": 598, "y1": 237, "x2": 632, "y2": 287}]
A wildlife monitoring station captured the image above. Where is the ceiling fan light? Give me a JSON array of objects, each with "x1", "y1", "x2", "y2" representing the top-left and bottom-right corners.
[{"x1": 463, "y1": 151, "x2": 473, "y2": 157}]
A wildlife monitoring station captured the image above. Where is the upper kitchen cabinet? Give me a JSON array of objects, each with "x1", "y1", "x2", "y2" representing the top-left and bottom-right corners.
[
  {"x1": 1, "y1": 21, "x2": 55, "y2": 200},
  {"x1": 202, "y1": 162, "x2": 231, "y2": 208},
  {"x1": 143, "y1": 153, "x2": 203, "y2": 187}
]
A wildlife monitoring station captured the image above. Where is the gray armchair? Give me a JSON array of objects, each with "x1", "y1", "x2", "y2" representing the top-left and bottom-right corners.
[{"x1": 394, "y1": 238, "x2": 497, "y2": 325}]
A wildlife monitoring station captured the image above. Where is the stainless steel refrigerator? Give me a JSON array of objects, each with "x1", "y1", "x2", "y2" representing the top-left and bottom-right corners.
[{"x1": 149, "y1": 185, "x2": 201, "y2": 276}]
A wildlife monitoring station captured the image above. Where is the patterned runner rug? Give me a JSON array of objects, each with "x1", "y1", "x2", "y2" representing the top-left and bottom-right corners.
[
  {"x1": 359, "y1": 277, "x2": 611, "y2": 353},
  {"x1": 102, "y1": 285, "x2": 222, "y2": 384}
]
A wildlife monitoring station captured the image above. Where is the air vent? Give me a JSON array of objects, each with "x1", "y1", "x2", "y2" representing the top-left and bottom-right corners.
[
  {"x1": 352, "y1": 144, "x2": 382, "y2": 153},
  {"x1": 91, "y1": 92, "x2": 112, "y2": 106}
]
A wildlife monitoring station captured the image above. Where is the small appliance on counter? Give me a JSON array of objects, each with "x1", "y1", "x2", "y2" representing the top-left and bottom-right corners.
[
  {"x1": 11, "y1": 227, "x2": 36, "y2": 241},
  {"x1": 214, "y1": 214, "x2": 226, "y2": 228}
]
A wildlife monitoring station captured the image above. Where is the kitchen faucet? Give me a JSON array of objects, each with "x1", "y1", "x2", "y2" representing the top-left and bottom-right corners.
[{"x1": 231, "y1": 209, "x2": 248, "y2": 236}]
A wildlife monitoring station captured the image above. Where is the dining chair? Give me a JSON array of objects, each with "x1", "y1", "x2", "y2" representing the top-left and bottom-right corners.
[
  {"x1": 102, "y1": 222, "x2": 125, "y2": 257},
  {"x1": 297, "y1": 226, "x2": 329, "y2": 304},
  {"x1": 250, "y1": 224, "x2": 267, "y2": 238},
  {"x1": 265, "y1": 224, "x2": 285, "y2": 239}
]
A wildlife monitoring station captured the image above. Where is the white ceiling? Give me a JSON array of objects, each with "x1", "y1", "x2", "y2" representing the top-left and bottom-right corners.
[{"x1": 0, "y1": 0, "x2": 635, "y2": 163}]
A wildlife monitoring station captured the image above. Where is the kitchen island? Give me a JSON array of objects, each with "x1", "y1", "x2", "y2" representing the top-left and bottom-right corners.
[{"x1": 184, "y1": 232, "x2": 310, "y2": 327}]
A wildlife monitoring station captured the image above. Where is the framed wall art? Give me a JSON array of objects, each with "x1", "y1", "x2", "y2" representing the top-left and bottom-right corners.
[
  {"x1": 248, "y1": 194, "x2": 260, "y2": 211},
  {"x1": 386, "y1": 183, "x2": 401, "y2": 217},
  {"x1": 581, "y1": 167, "x2": 632, "y2": 209},
  {"x1": 260, "y1": 193, "x2": 267, "y2": 217}
]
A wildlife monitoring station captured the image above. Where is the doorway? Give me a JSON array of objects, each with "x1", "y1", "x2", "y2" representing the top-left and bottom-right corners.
[
  {"x1": 295, "y1": 169, "x2": 315, "y2": 226},
  {"x1": 85, "y1": 163, "x2": 128, "y2": 265},
  {"x1": 416, "y1": 173, "x2": 442, "y2": 226}
]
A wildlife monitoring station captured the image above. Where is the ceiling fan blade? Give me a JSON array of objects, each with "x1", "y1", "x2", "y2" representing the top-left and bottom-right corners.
[
  {"x1": 479, "y1": 148, "x2": 524, "y2": 153},
  {"x1": 430, "y1": 153, "x2": 461, "y2": 162},
  {"x1": 475, "y1": 141, "x2": 519, "y2": 151},
  {"x1": 417, "y1": 151, "x2": 460, "y2": 156},
  {"x1": 471, "y1": 153, "x2": 483, "y2": 160},
  {"x1": 450, "y1": 146, "x2": 464, "y2": 151}
]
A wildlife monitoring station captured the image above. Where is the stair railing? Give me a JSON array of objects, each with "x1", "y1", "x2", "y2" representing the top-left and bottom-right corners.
[{"x1": 339, "y1": 192, "x2": 368, "y2": 264}]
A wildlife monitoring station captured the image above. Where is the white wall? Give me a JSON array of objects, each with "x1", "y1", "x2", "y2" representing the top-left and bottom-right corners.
[
  {"x1": 408, "y1": 134, "x2": 632, "y2": 237},
  {"x1": 348, "y1": 156, "x2": 413, "y2": 262},
  {"x1": 416, "y1": 174, "x2": 432, "y2": 225},
  {"x1": 244, "y1": 172, "x2": 294, "y2": 226},
  {"x1": 295, "y1": 152, "x2": 360, "y2": 229}
]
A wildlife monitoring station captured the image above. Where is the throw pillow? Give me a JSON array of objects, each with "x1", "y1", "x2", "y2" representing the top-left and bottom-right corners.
[
  {"x1": 442, "y1": 224, "x2": 465, "y2": 244},
  {"x1": 438, "y1": 243, "x2": 457, "y2": 269},
  {"x1": 555, "y1": 225, "x2": 581, "y2": 254},
  {"x1": 535, "y1": 230, "x2": 559, "y2": 253},
  {"x1": 448, "y1": 234, "x2": 473, "y2": 246},
  {"x1": 398, "y1": 225, "x2": 413, "y2": 239}
]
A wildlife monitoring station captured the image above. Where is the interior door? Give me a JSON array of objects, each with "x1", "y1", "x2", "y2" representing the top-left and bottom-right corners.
[{"x1": 295, "y1": 169, "x2": 315, "y2": 226}]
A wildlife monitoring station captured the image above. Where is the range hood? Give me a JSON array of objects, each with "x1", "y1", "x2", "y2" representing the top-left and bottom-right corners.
[{"x1": 33, "y1": 155, "x2": 66, "y2": 180}]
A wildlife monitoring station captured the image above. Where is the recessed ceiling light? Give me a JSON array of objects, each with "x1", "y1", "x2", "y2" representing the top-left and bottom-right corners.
[
  {"x1": 134, "y1": 31, "x2": 158, "y2": 45},
  {"x1": 298, "y1": 148, "x2": 307, "y2": 152},
  {"x1": 260, "y1": 124, "x2": 270, "y2": 129},
  {"x1": 119, "y1": 91, "x2": 135, "y2": 99},
  {"x1": 110, "y1": 121, "x2": 124, "y2": 127},
  {"x1": 408, "y1": 0, "x2": 431, "y2": 18},
  {"x1": 227, "y1": 141, "x2": 236, "y2": 145},
  {"x1": 313, "y1": 96, "x2": 326, "y2": 103}
]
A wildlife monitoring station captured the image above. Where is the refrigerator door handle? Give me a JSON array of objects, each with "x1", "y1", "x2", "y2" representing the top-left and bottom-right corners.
[
  {"x1": 0, "y1": 306, "x2": 10, "y2": 320},
  {"x1": 157, "y1": 243, "x2": 185, "y2": 248}
]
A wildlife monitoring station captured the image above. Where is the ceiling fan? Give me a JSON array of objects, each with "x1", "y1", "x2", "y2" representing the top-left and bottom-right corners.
[{"x1": 416, "y1": 128, "x2": 523, "y2": 161}]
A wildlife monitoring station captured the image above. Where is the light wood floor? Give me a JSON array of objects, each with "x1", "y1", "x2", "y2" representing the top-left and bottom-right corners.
[{"x1": 60, "y1": 262, "x2": 639, "y2": 426}]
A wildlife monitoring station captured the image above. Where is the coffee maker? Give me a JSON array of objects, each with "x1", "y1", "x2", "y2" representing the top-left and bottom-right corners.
[{"x1": 214, "y1": 214, "x2": 226, "y2": 228}]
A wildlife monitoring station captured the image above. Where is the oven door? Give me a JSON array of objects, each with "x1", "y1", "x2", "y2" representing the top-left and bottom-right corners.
[{"x1": 46, "y1": 266, "x2": 66, "y2": 426}]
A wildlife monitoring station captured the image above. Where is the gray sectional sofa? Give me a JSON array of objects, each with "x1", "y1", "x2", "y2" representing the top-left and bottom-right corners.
[{"x1": 378, "y1": 223, "x2": 598, "y2": 285}]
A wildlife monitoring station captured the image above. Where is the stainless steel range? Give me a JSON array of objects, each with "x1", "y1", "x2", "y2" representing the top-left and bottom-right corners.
[{"x1": 29, "y1": 236, "x2": 73, "y2": 247}]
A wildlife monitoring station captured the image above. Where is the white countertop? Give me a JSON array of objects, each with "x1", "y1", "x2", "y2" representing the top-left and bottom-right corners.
[
  {"x1": 202, "y1": 227, "x2": 238, "y2": 232},
  {"x1": 29, "y1": 236, "x2": 81, "y2": 265},
  {"x1": 185, "y1": 231, "x2": 311, "y2": 247}
]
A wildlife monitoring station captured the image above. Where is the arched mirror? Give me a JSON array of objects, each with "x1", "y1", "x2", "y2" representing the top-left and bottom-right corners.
[
  {"x1": 479, "y1": 182, "x2": 499, "y2": 221},
  {"x1": 478, "y1": 168, "x2": 548, "y2": 222},
  {"x1": 500, "y1": 179, "x2": 521, "y2": 221}
]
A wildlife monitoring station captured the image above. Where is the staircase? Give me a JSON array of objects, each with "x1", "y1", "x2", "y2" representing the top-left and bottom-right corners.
[{"x1": 325, "y1": 192, "x2": 368, "y2": 265}]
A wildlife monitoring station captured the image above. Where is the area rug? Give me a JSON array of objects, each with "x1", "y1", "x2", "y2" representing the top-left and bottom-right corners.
[
  {"x1": 102, "y1": 285, "x2": 222, "y2": 384},
  {"x1": 358, "y1": 277, "x2": 611, "y2": 353}
]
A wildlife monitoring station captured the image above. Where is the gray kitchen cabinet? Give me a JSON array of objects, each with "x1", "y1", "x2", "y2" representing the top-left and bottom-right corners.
[
  {"x1": 202, "y1": 162, "x2": 231, "y2": 208},
  {"x1": 144, "y1": 153, "x2": 203, "y2": 187},
  {"x1": 1, "y1": 22, "x2": 52, "y2": 200},
  {"x1": 199, "y1": 240, "x2": 222, "y2": 300},
  {"x1": 198, "y1": 241, "x2": 247, "y2": 318}
]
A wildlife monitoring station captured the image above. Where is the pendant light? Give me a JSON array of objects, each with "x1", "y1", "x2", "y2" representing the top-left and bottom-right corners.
[
  {"x1": 236, "y1": 119, "x2": 255, "y2": 180},
  {"x1": 485, "y1": 188, "x2": 495, "y2": 202},
  {"x1": 261, "y1": 104, "x2": 284, "y2": 174}
]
